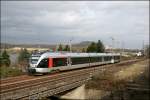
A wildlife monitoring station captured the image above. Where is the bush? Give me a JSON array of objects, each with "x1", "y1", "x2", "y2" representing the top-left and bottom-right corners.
[
  {"x1": 18, "y1": 48, "x2": 30, "y2": 62},
  {"x1": 0, "y1": 66, "x2": 23, "y2": 79},
  {"x1": 87, "y1": 42, "x2": 97, "y2": 53},
  {"x1": 0, "y1": 50, "x2": 11, "y2": 67}
]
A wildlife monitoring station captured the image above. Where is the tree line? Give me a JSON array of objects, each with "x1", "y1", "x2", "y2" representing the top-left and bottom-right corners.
[
  {"x1": 57, "y1": 40, "x2": 105, "y2": 53},
  {"x1": 57, "y1": 44, "x2": 70, "y2": 51},
  {"x1": 86, "y1": 40, "x2": 105, "y2": 53}
]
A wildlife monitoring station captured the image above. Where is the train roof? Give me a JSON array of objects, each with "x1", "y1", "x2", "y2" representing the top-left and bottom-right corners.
[{"x1": 32, "y1": 52, "x2": 120, "y2": 58}]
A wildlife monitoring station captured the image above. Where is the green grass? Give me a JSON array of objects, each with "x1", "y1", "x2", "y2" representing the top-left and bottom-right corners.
[{"x1": 0, "y1": 66, "x2": 23, "y2": 79}]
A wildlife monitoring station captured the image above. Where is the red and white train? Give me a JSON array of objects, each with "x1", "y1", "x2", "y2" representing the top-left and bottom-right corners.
[{"x1": 28, "y1": 52, "x2": 120, "y2": 74}]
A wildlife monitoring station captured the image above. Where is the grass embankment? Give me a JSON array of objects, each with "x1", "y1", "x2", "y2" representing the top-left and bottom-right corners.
[
  {"x1": 0, "y1": 66, "x2": 23, "y2": 79},
  {"x1": 85, "y1": 59, "x2": 149, "y2": 90},
  {"x1": 85, "y1": 59, "x2": 149, "y2": 99}
]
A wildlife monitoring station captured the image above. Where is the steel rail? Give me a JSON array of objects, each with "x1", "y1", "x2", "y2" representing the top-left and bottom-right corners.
[
  {"x1": 0, "y1": 68, "x2": 92, "y2": 93},
  {"x1": 1, "y1": 75, "x2": 35, "y2": 84},
  {"x1": 1, "y1": 72, "x2": 91, "y2": 99},
  {"x1": 22, "y1": 79, "x2": 89, "y2": 99}
]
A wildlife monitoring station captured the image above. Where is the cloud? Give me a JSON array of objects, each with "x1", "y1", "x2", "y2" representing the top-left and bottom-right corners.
[{"x1": 1, "y1": 1, "x2": 149, "y2": 49}]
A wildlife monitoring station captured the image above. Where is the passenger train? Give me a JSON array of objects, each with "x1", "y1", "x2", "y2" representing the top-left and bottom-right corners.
[{"x1": 28, "y1": 52, "x2": 120, "y2": 74}]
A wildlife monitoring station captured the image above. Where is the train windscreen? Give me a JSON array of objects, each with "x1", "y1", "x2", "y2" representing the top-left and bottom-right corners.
[{"x1": 30, "y1": 56, "x2": 40, "y2": 64}]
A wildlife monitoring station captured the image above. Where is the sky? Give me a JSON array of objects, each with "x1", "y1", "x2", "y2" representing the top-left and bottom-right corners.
[{"x1": 1, "y1": 1, "x2": 149, "y2": 49}]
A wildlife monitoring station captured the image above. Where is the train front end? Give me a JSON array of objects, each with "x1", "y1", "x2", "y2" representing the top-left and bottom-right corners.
[{"x1": 28, "y1": 54, "x2": 41, "y2": 74}]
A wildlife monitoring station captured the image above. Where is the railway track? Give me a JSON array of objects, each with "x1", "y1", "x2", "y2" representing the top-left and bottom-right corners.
[
  {"x1": 0, "y1": 68, "x2": 92, "y2": 99},
  {"x1": 0, "y1": 75, "x2": 35, "y2": 84},
  {"x1": 0, "y1": 58, "x2": 144, "y2": 99},
  {"x1": 1, "y1": 68, "x2": 92, "y2": 92}
]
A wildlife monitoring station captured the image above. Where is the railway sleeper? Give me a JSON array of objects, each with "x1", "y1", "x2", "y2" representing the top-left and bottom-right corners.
[
  {"x1": 0, "y1": 76, "x2": 90, "y2": 100},
  {"x1": 1, "y1": 71, "x2": 92, "y2": 92},
  {"x1": 26, "y1": 79, "x2": 87, "y2": 99}
]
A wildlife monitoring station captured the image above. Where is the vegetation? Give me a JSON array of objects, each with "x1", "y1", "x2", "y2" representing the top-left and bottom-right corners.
[
  {"x1": 82, "y1": 48, "x2": 86, "y2": 52},
  {"x1": 18, "y1": 48, "x2": 30, "y2": 62},
  {"x1": 57, "y1": 44, "x2": 70, "y2": 51},
  {"x1": 18, "y1": 48, "x2": 30, "y2": 72},
  {"x1": 0, "y1": 50, "x2": 24, "y2": 78},
  {"x1": 18, "y1": 48, "x2": 30, "y2": 63},
  {"x1": 0, "y1": 50, "x2": 11, "y2": 67},
  {"x1": 87, "y1": 42, "x2": 97, "y2": 53},
  {"x1": 57, "y1": 44, "x2": 63, "y2": 51},
  {"x1": 63, "y1": 45, "x2": 70, "y2": 51},
  {"x1": 86, "y1": 40, "x2": 105, "y2": 53},
  {"x1": 0, "y1": 66, "x2": 23, "y2": 78},
  {"x1": 96, "y1": 40, "x2": 105, "y2": 53}
]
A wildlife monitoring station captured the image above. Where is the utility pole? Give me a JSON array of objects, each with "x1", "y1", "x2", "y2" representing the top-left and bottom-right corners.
[
  {"x1": 69, "y1": 39, "x2": 72, "y2": 53},
  {"x1": 55, "y1": 44, "x2": 58, "y2": 52},
  {"x1": 38, "y1": 45, "x2": 40, "y2": 52},
  {"x1": 121, "y1": 41, "x2": 124, "y2": 53},
  {"x1": 116, "y1": 40, "x2": 121, "y2": 53},
  {"x1": 69, "y1": 37, "x2": 74, "y2": 53},
  {"x1": 143, "y1": 40, "x2": 145, "y2": 56},
  {"x1": 110, "y1": 37, "x2": 114, "y2": 53},
  {"x1": 121, "y1": 41, "x2": 125, "y2": 61}
]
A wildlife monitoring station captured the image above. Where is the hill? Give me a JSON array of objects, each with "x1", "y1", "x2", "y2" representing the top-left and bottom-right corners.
[{"x1": 1, "y1": 41, "x2": 92, "y2": 49}]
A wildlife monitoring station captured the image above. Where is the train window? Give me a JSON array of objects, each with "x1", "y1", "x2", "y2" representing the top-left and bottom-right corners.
[
  {"x1": 104, "y1": 56, "x2": 108, "y2": 61},
  {"x1": 30, "y1": 59, "x2": 38, "y2": 64},
  {"x1": 114, "y1": 56, "x2": 119, "y2": 60},
  {"x1": 90, "y1": 57, "x2": 100, "y2": 62},
  {"x1": 53, "y1": 58, "x2": 67, "y2": 67},
  {"x1": 110, "y1": 56, "x2": 113, "y2": 60},
  {"x1": 115, "y1": 56, "x2": 117, "y2": 60},
  {"x1": 115, "y1": 56, "x2": 120, "y2": 60},
  {"x1": 99, "y1": 57, "x2": 102, "y2": 62},
  {"x1": 37, "y1": 58, "x2": 48, "y2": 68},
  {"x1": 114, "y1": 56, "x2": 116, "y2": 60},
  {"x1": 71, "y1": 57, "x2": 90, "y2": 65},
  {"x1": 104, "y1": 56, "x2": 112, "y2": 61}
]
